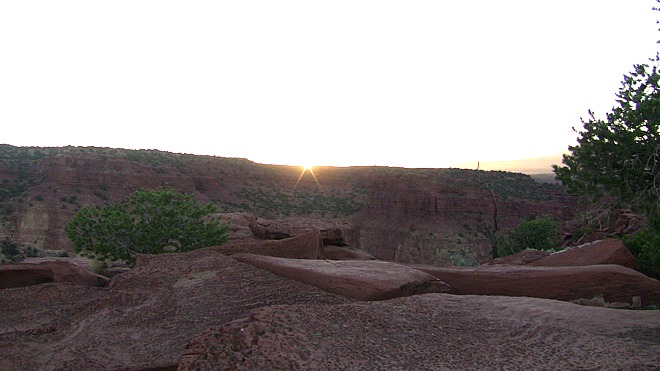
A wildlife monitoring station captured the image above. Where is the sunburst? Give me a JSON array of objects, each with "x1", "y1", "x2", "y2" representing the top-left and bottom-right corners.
[{"x1": 293, "y1": 165, "x2": 322, "y2": 192}]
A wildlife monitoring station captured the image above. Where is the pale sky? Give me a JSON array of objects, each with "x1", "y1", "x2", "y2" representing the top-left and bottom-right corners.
[{"x1": 1, "y1": 1, "x2": 658, "y2": 168}]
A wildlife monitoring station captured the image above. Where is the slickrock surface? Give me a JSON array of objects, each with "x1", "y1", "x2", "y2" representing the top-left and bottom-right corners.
[
  {"x1": 179, "y1": 293, "x2": 660, "y2": 370},
  {"x1": 232, "y1": 253, "x2": 450, "y2": 301},
  {"x1": 531, "y1": 239, "x2": 637, "y2": 269},
  {"x1": 0, "y1": 249, "x2": 349, "y2": 370},
  {"x1": 0, "y1": 261, "x2": 108, "y2": 289},
  {"x1": 416, "y1": 264, "x2": 660, "y2": 306},
  {"x1": 208, "y1": 231, "x2": 324, "y2": 259}
]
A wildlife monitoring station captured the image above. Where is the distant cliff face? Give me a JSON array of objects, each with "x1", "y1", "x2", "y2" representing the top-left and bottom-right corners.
[
  {"x1": 352, "y1": 169, "x2": 575, "y2": 265},
  {"x1": 0, "y1": 145, "x2": 576, "y2": 266}
]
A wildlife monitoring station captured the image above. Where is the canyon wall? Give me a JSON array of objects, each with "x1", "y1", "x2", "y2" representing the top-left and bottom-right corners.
[{"x1": 0, "y1": 145, "x2": 576, "y2": 266}]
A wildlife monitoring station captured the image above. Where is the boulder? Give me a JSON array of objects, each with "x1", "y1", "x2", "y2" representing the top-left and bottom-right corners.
[
  {"x1": 0, "y1": 265, "x2": 54, "y2": 289},
  {"x1": 249, "y1": 217, "x2": 355, "y2": 246},
  {"x1": 0, "y1": 248, "x2": 349, "y2": 370},
  {"x1": 209, "y1": 212, "x2": 258, "y2": 241},
  {"x1": 322, "y1": 245, "x2": 378, "y2": 260},
  {"x1": 530, "y1": 239, "x2": 637, "y2": 269},
  {"x1": 207, "y1": 231, "x2": 323, "y2": 259},
  {"x1": 0, "y1": 261, "x2": 108, "y2": 289},
  {"x1": 178, "y1": 294, "x2": 660, "y2": 370},
  {"x1": 232, "y1": 253, "x2": 450, "y2": 301},
  {"x1": 415, "y1": 264, "x2": 660, "y2": 306}
]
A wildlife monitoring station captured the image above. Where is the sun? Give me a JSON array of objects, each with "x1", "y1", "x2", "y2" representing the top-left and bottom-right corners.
[{"x1": 293, "y1": 164, "x2": 322, "y2": 192}]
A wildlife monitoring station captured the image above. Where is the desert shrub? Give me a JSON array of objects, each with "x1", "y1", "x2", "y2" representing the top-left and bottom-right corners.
[
  {"x1": 497, "y1": 215, "x2": 561, "y2": 257},
  {"x1": 1, "y1": 238, "x2": 20, "y2": 262},
  {"x1": 89, "y1": 259, "x2": 107, "y2": 275},
  {"x1": 65, "y1": 185, "x2": 229, "y2": 264},
  {"x1": 623, "y1": 227, "x2": 660, "y2": 279},
  {"x1": 25, "y1": 246, "x2": 39, "y2": 258}
]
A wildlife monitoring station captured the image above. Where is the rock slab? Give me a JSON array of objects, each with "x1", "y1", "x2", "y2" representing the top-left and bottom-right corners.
[
  {"x1": 530, "y1": 239, "x2": 637, "y2": 269},
  {"x1": 207, "y1": 231, "x2": 323, "y2": 259},
  {"x1": 416, "y1": 264, "x2": 660, "y2": 306},
  {"x1": 233, "y1": 253, "x2": 450, "y2": 301}
]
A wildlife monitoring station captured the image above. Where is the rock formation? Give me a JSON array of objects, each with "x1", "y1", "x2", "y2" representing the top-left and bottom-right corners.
[
  {"x1": 0, "y1": 260, "x2": 108, "y2": 289},
  {"x1": 249, "y1": 216, "x2": 355, "y2": 246},
  {"x1": 208, "y1": 231, "x2": 324, "y2": 259}
]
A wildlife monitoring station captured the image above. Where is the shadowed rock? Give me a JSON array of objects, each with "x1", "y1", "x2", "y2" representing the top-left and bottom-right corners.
[
  {"x1": 209, "y1": 212, "x2": 258, "y2": 241},
  {"x1": 178, "y1": 294, "x2": 660, "y2": 370},
  {"x1": 232, "y1": 253, "x2": 450, "y2": 301},
  {"x1": 323, "y1": 245, "x2": 379, "y2": 260},
  {"x1": 415, "y1": 264, "x2": 660, "y2": 306},
  {"x1": 0, "y1": 249, "x2": 349, "y2": 370},
  {"x1": 249, "y1": 217, "x2": 355, "y2": 246},
  {"x1": 208, "y1": 231, "x2": 323, "y2": 259},
  {"x1": 0, "y1": 261, "x2": 108, "y2": 289},
  {"x1": 530, "y1": 239, "x2": 637, "y2": 269},
  {"x1": 0, "y1": 265, "x2": 53, "y2": 289}
]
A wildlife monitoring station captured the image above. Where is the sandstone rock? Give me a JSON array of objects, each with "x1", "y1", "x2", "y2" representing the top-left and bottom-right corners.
[
  {"x1": 209, "y1": 212, "x2": 258, "y2": 241},
  {"x1": 206, "y1": 231, "x2": 323, "y2": 259},
  {"x1": 249, "y1": 216, "x2": 355, "y2": 246},
  {"x1": 530, "y1": 239, "x2": 637, "y2": 269},
  {"x1": 567, "y1": 208, "x2": 645, "y2": 244},
  {"x1": 0, "y1": 265, "x2": 53, "y2": 289},
  {"x1": 178, "y1": 294, "x2": 660, "y2": 370},
  {"x1": 232, "y1": 253, "x2": 450, "y2": 301},
  {"x1": 487, "y1": 249, "x2": 550, "y2": 265},
  {"x1": 0, "y1": 261, "x2": 108, "y2": 289},
  {"x1": 0, "y1": 248, "x2": 349, "y2": 370},
  {"x1": 21, "y1": 256, "x2": 93, "y2": 270},
  {"x1": 415, "y1": 264, "x2": 660, "y2": 306},
  {"x1": 40, "y1": 261, "x2": 109, "y2": 287},
  {"x1": 323, "y1": 245, "x2": 379, "y2": 260}
]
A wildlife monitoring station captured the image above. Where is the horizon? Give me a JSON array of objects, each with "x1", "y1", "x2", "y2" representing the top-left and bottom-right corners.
[
  {"x1": 2, "y1": 142, "x2": 561, "y2": 174},
  {"x1": 1, "y1": 1, "x2": 657, "y2": 169}
]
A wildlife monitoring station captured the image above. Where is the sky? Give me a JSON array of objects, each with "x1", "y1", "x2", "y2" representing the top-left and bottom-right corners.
[{"x1": 1, "y1": 1, "x2": 658, "y2": 169}]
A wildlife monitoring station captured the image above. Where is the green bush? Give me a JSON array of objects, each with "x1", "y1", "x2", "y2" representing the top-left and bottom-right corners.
[
  {"x1": 497, "y1": 215, "x2": 561, "y2": 257},
  {"x1": 1, "y1": 238, "x2": 20, "y2": 262},
  {"x1": 623, "y1": 228, "x2": 660, "y2": 279},
  {"x1": 65, "y1": 186, "x2": 229, "y2": 264}
]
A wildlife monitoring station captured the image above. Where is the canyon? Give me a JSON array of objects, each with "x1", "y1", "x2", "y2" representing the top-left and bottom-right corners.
[{"x1": 0, "y1": 144, "x2": 576, "y2": 265}]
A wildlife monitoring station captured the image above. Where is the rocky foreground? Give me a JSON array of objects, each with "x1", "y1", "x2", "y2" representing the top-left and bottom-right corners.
[{"x1": 1, "y1": 231, "x2": 659, "y2": 369}]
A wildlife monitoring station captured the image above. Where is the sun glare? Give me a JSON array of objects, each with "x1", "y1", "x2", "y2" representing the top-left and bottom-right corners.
[{"x1": 293, "y1": 164, "x2": 322, "y2": 192}]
